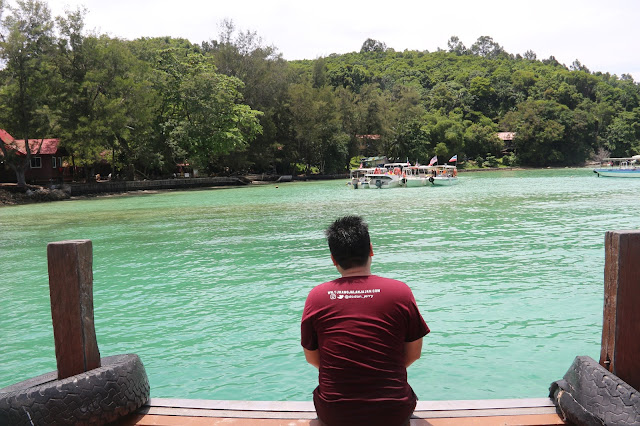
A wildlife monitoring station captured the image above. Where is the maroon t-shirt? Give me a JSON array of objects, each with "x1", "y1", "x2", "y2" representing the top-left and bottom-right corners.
[{"x1": 301, "y1": 275, "x2": 429, "y2": 426}]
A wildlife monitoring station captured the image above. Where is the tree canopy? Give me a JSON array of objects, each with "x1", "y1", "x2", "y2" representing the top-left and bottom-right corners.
[{"x1": 1, "y1": 0, "x2": 639, "y2": 183}]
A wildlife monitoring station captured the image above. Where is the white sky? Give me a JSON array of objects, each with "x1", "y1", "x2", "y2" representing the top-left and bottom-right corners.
[{"x1": 28, "y1": 0, "x2": 640, "y2": 81}]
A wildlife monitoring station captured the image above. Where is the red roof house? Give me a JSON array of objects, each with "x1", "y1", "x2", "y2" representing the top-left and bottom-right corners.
[{"x1": 0, "y1": 129, "x2": 67, "y2": 184}]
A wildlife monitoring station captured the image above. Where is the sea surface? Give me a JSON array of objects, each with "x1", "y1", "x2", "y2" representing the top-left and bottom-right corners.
[{"x1": 1, "y1": 168, "x2": 639, "y2": 401}]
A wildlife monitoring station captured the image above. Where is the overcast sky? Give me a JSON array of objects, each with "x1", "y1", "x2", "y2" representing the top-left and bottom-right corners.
[{"x1": 33, "y1": 0, "x2": 640, "y2": 81}]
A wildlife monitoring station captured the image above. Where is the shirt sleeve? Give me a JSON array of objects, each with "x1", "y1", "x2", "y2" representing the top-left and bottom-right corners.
[
  {"x1": 301, "y1": 294, "x2": 318, "y2": 350},
  {"x1": 405, "y1": 291, "x2": 429, "y2": 342}
]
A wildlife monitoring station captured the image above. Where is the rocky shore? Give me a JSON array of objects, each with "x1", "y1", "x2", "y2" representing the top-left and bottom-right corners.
[{"x1": 0, "y1": 186, "x2": 71, "y2": 205}]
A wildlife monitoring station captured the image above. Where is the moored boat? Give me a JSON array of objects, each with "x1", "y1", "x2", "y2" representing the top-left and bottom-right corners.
[
  {"x1": 365, "y1": 170, "x2": 402, "y2": 189},
  {"x1": 429, "y1": 165, "x2": 458, "y2": 186},
  {"x1": 347, "y1": 167, "x2": 376, "y2": 189},
  {"x1": 346, "y1": 157, "x2": 459, "y2": 188},
  {"x1": 382, "y1": 162, "x2": 411, "y2": 187},
  {"x1": 593, "y1": 156, "x2": 640, "y2": 177},
  {"x1": 403, "y1": 165, "x2": 435, "y2": 187}
]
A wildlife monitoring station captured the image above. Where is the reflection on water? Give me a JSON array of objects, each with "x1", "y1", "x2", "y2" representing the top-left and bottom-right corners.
[{"x1": 2, "y1": 168, "x2": 640, "y2": 400}]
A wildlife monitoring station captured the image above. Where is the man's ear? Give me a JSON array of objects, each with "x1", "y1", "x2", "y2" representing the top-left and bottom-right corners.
[
  {"x1": 331, "y1": 254, "x2": 338, "y2": 266},
  {"x1": 369, "y1": 243, "x2": 374, "y2": 257}
]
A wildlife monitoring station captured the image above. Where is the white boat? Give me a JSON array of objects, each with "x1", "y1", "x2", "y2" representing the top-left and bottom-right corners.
[
  {"x1": 403, "y1": 165, "x2": 435, "y2": 187},
  {"x1": 429, "y1": 165, "x2": 458, "y2": 186},
  {"x1": 347, "y1": 160, "x2": 458, "y2": 188},
  {"x1": 365, "y1": 171, "x2": 402, "y2": 189},
  {"x1": 594, "y1": 157, "x2": 640, "y2": 178},
  {"x1": 347, "y1": 167, "x2": 376, "y2": 189},
  {"x1": 384, "y1": 162, "x2": 411, "y2": 187},
  {"x1": 347, "y1": 163, "x2": 408, "y2": 189}
]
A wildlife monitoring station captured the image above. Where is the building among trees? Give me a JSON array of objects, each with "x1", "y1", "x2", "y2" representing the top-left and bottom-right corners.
[{"x1": 0, "y1": 129, "x2": 67, "y2": 184}]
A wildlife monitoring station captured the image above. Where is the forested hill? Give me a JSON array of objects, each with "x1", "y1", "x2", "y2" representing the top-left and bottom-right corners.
[
  {"x1": 1, "y1": 0, "x2": 639, "y2": 179},
  {"x1": 287, "y1": 37, "x2": 640, "y2": 169}
]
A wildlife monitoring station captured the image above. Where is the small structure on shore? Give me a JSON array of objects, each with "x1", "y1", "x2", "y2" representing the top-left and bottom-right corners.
[
  {"x1": 498, "y1": 132, "x2": 516, "y2": 154},
  {"x1": 0, "y1": 129, "x2": 68, "y2": 184}
]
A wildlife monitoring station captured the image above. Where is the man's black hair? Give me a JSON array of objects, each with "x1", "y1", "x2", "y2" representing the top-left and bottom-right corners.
[{"x1": 325, "y1": 215, "x2": 371, "y2": 270}]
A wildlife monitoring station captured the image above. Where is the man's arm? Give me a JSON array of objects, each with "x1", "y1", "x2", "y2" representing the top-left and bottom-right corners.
[
  {"x1": 304, "y1": 348, "x2": 320, "y2": 369},
  {"x1": 404, "y1": 338, "x2": 423, "y2": 368}
]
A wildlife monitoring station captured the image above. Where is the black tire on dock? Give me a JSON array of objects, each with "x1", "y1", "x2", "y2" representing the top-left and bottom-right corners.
[
  {"x1": 0, "y1": 353, "x2": 150, "y2": 426},
  {"x1": 549, "y1": 355, "x2": 640, "y2": 426}
]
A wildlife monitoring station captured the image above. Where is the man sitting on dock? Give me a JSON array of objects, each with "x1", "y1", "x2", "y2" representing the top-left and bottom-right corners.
[{"x1": 301, "y1": 215, "x2": 429, "y2": 426}]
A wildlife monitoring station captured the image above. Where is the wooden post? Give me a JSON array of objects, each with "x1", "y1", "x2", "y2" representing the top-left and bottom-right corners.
[
  {"x1": 600, "y1": 230, "x2": 640, "y2": 390},
  {"x1": 47, "y1": 240, "x2": 101, "y2": 379}
]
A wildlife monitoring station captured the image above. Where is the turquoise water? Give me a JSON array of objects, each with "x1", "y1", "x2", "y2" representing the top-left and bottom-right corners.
[{"x1": 2, "y1": 168, "x2": 640, "y2": 401}]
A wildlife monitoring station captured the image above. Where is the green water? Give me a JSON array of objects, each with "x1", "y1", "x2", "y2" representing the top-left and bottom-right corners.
[{"x1": 1, "y1": 168, "x2": 639, "y2": 401}]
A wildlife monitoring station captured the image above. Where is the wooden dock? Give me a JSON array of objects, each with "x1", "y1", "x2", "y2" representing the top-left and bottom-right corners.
[{"x1": 114, "y1": 398, "x2": 565, "y2": 425}]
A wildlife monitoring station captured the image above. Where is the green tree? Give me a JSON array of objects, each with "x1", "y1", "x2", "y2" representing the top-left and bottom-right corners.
[
  {"x1": 327, "y1": 63, "x2": 371, "y2": 93},
  {"x1": 502, "y1": 100, "x2": 568, "y2": 166},
  {"x1": 204, "y1": 20, "x2": 292, "y2": 172},
  {"x1": 603, "y1": 110, "x2": 640, "y2": 157},
  {"x1": 469, "y1": 76, "x2": 496, "y2": 114},
  {"x1": 288, "y1": 83, "x2": 349, "y2": 174},
  {"x1": 464, "y1": 121, "x2": 502, "y2": 158},
  {"x1": 470, "y1": 36, "x2": 504, "y2": 59},
  {"x1": 156, "y1": 49, "x2": 262, "y2": 172},
  {"x1": 0, "y1": 0, "x2": 56, "y2": 185},
  {"x1": 360, "y1": 38, "x2": 387, "y2": 54},
  {"x1": 447, "y1": 36, "x2": 467, "y2": 56},
  {"x1": 386, "y1": 84, "x2": 428, "y2": 161},
  {"x1": 69, "y1": 36, "x2": 157, "y2": 179}
]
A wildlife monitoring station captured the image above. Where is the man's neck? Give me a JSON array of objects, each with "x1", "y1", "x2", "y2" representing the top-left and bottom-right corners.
[{"x1": 339, "y1": 265, "x2": 371, "y2": 278}]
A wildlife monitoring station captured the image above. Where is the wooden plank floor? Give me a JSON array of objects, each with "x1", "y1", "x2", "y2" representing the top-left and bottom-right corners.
[{"x1": 113, "y1": 398, "x2": 565, "y2": 425}]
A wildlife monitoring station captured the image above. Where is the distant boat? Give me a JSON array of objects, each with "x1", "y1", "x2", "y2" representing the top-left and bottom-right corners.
[
  {"x1": 429, "y1": 165, "x2": 459, "y2": 186},
  {"x1": 347, "y1": 167, "x2": 376, "y2": 189},
  {"x1": 346, "y1": 161, "x2": 459, "y2": 188},
  {"x1": 403, "y1": 165, "x2": 434, "y2": 187},
  {"x1": 365, "y1": 170, "x2": 403, "y2": 189},
  {"x1": 347, "y1": 162, "x2": 408, "y2": 189},
  {"x1": 594, "y1": 156, "x2": 640, "y2": 177}
]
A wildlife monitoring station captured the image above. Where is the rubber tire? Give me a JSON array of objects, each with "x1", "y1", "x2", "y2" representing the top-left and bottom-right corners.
[
  {"x1": 0, "y1": 354, "x2": 150, "y2": 426},
  {"x1": 549, "y1": 356, "x2": 640, "y2": 426}
]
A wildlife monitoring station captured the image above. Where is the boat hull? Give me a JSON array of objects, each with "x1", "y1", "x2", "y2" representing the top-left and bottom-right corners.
[
  {"x1": 594, "y1": 169, "x2": 640, "y2": 178},
  {"x1": 368, "y1": 174, "x2": 401, "y2": 189},
  {"x1": 405, "y1": 177, "x2": 428, "y2": 187},
  {"x1": 348, "y1": 180, "x2": 371, "y2": 189},
  {"x1": 431, "y1": 176, "x2": 459, "y2": 186}
]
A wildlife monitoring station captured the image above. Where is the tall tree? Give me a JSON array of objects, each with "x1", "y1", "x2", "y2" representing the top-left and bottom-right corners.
[
  {"x1": 58, "y1": 35, "x2": 157, "y2": 179},
  {"x1": 470, "y1": 36, "x2": 504, "y2": 59},
  {"x1": 447, "y1": 36, "x2": 467, "y2": 56},
  {"x1": 204, "y1": 20, "x2": 291, "y2": 172},
  {"x1": 0, "y1": 0, "x2": 56, "y2": 185},
  {"x1": 150, "y1": 46, "x2": 262, "y2": 172},
  {"x1": 360, "y1": 38, "x2": 387, "y2": 54},
  {"x1": 501, "y1": 100, "x2": 569, "y2": 166}
]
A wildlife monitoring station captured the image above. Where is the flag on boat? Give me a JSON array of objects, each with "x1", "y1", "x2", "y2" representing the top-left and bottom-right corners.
[
  {"x1": 449, "y1": 155, "x2": 458, "y2": 162},
  {"x1": 429, "y1": 155, "x2": 437, "y2": 166}
]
